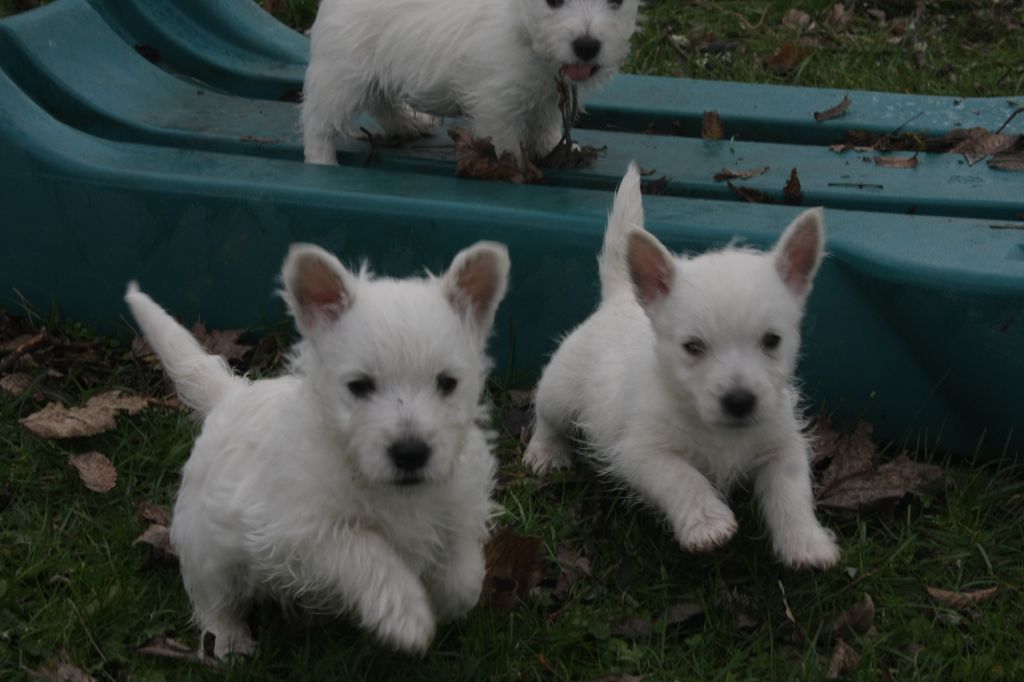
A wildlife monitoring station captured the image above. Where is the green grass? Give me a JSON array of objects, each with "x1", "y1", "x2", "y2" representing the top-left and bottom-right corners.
[
  {"x1": 1, "y1": 1, "x2": 1023, "y2": 680},
  {"x1": 2, "y1": 318, "x2": 1023, "y2": 681}
]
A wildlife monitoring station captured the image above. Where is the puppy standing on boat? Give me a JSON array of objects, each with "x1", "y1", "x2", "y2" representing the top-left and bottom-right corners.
[
  {"x1": 525, "y1": 164, "x2": 841, "y2": 570},
  {"x1": 301, "y1": 0, "x2": 640, "y2": 165},
  {"x1": 125, "y1": 242, "x2": 510, "y2": 659}
]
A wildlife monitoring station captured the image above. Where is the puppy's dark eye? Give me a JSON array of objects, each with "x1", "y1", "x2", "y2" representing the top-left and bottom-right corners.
[
  {"x1": 682, "y1": 338, "x2": 707, "y2": 357},
  {"x1": 437, "y1": 373, "x2": 458, "y2": 396},
  {"x1": 546, "y1": 0, "x2": 564, "y2": 8},
  {"x1": 761, "y1": 333, "x2": 782, "y2": 351},
  {"x1": 347, "y1": 377, "x2": 375, "y2": 399}
]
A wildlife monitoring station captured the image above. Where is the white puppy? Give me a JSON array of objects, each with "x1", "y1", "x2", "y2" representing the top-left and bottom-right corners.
[
  {"x1": 302, "y1": 0, "x2": 640, "y2": 164},
  {"x1": 525, "y1": 165, "x2": 840, "y2": 570},
  {"x1": 125, "y1": 241, "x2": 510, "y2": 659}
]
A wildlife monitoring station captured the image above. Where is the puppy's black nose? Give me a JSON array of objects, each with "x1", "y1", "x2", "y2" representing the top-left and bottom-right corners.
[
  {"x1": 721, "y1": 389, "x2": 757, "y2": 419},
  {"x1": 388, "y1": 438, "x2": 431, "y2": 472},
  {"x1": 572, "y1": 36, "x2": 601, "y2": 61}
]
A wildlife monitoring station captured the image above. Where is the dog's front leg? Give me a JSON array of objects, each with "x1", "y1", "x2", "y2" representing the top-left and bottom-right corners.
[
  {"x1": 605, "y1": 445, "x2": 738, "y2": 552},
  {"x1": 312, "y1": 526, "x2": 436, "y2": 652},
  {"x1": 424, "y1": 531, "x2": 485, "y2": 621},
  {"x1": 754, "y1": 437, "x2": 840, "y2": 569}
]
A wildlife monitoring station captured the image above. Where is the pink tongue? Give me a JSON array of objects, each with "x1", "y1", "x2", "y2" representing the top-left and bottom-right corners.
[{"x1": 564, "y1": 63, "x2": 594, "y2": 81}]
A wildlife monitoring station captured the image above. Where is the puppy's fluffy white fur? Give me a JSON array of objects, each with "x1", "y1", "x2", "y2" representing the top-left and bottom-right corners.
[
  {"x1": 302, "y1": 0, "x2": 640, "y2": 164},
  {"x1": 525, "y1": 164, "x2": 840, "y2": 569},
  {"x1": 125, "y1": 241, "x2": 510, "y2": 659}
]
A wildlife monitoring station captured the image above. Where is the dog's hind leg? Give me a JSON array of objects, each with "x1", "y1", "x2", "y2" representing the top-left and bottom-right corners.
[
  {"x1": 368, "y1": 96, "x2": 437, "y2": 140},
  {"x1": 523, "y1": 369, "x2": 575, "y2": 474},
  {"x1": 301, "y1": 68, "x2": 365, "y2": 165}
]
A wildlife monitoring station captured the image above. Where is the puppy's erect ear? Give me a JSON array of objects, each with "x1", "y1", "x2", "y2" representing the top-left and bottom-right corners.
[
  {"x1": 443, "y1": 241, "x2": 510, "y2": 338},
  {"x1": 281, "y1": 243, "x2": 355, "y2": 337},
  {"x1": 627, "y1": 228, "x2": 675, "y2": 310},
  {"x1": 773, "y1": 208, "x2": 826, "y2": 299}
]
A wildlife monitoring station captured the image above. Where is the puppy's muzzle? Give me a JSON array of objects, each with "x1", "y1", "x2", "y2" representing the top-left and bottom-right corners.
[{"x1": 388, "y1": 437, "x2": 432, "y2": 484}]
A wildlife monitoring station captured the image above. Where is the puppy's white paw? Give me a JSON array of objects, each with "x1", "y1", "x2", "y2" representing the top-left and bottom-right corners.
[
  {"x1": 677, "y1": 499, "x2": 738, "y2": 553},
  {"x1": 202, "y1": 625, "x2": 256, "y2": 662},
  {"x1": 523, "y1": 438, "x2": 571, "y2": 475},
  {"x1": 375, "y1": 591, "x2": 436, "y2": 654},
  {"x1": 776, "y1": 524, "x2": 841, "y2": 570}
]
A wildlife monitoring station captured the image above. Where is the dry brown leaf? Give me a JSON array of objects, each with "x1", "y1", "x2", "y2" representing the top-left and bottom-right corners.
[
  {"x1": 817, "y1": 435, "x2": 942, "y2": 519},
  {"x1": 826, "y1": 639, "x2": 862, "y2": 679},
  {"x1": 782, "y1": 9, "x2": 811, "y2": 30},
  {"x1": 713, "y1": 166, "x2": 769, "y2": 181},
  {"x1": 641, "y1": 176, "x2": 670, "y2": 195},
  {"x1": 766, "y1": 42, "x2": 813, "y2": 73},
  {"x1": 866, "y1": 8, "x2": 886, "y2": 22},
  {"x1": 68, "y1": 452, "x2": 117, "y2": 493},
  {"x1": 701, "y1": 111, "x2": 725, "y2": 140},
  {"x1": 832, "y1": 593, "x2": 875, "y2": 640},
  {"x1": 873, "y1": 154, "x2": 919, "y2": 169},
  {"x1": 783, "y1": 168, "x2": 804, "y2": 205},
  {"x1": 20, "y1": 390, "x2": 149, "y2": 439},
  {"x1": 926, "y1": 586, "x2": 998, "y2": 610},
  {"x1": 0, "y1": 332, "x2": 38, "y2": 354},
  {"x1": 826, "y1": 3, "x2": 851, "y2": 26},
  {"x1": 27, "y1": 661, "x2": 96, "y2": 682},
  {"x1": 0, "y1": 372, "x2": 34, "y2": 397},
  {"x1": 727, "y1": 181, "x2": 775, "y2": 204},
  {"x1": 988, "y1": 151, "x2": 1024, "y2": 171},
  {"x1": 137, "y1": 635, "x2": 214, "y2": 667},
  {"x1": 136, "y1": 501, "x2": 172, "y2": 526},
  {"x1": 480, "y1": 527, "x2": 544, "y2": 609},
  {"x1": 190, "y1": 322, "x2": 253, "y2": 363},
  {"x1": 553, "y1": 543, "x2": 592, "y2": 602},
  {"x1": 950, "y1": 128, "x2": 1019, "y2": 165},
  {"x1": 449, "y1": 127, "x2": 543, "y2": 184},
  {"x1": 130, "y1": 336, "x2": 160, "y2": 367},
  {"x1": 134, "y1": 523, "x2": 180, "y2": 565},
  {"x1": 814, "y1": 95, "x2": 852, "y2": 123}
]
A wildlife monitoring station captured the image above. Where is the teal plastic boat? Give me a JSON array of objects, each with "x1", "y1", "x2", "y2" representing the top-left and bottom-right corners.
[{"x1": 1, "y1": 0, "x2": 1022, "y2": 457}]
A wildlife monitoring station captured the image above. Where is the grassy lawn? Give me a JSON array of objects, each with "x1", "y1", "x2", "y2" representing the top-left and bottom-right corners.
[{"x1": 2, "y1": 1, "x2": 1023, "y2": 681}]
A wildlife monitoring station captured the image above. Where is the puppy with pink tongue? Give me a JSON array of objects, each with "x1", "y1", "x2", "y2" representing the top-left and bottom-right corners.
[{"x1": 302, "y1": 0, "x2": 640, "y2": 165}]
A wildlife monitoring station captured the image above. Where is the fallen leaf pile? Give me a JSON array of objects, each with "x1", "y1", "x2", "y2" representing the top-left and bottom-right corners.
[
  {"x1": 449, "y1": 127, "x2": 543, "y2": 184},
  {"x1": 830, "y1": 121, "x2": 1023, "y2": 170},
  {"x1": 810, "y1": 418, "x2": 943, "y2": 519}
]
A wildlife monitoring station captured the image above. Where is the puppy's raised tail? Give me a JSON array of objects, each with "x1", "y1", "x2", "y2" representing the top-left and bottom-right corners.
[
  {"x1": 124, "y1": 282, "x2": 247, "y2": 417},
  {"x1": 598, "y1": 162, "x2": 646, "y2": 300}
]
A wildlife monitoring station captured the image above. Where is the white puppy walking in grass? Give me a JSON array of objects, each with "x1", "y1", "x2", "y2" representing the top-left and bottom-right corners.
[
  {"x1": 525, "y1": 165, "x2": 840, "y2": 569},
  {"x1": 302, "y1": 0, "x2": 640, "y2": 165},
  {"x1": 125, "y1": 241, "x2": 510, "y2": 659}
]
